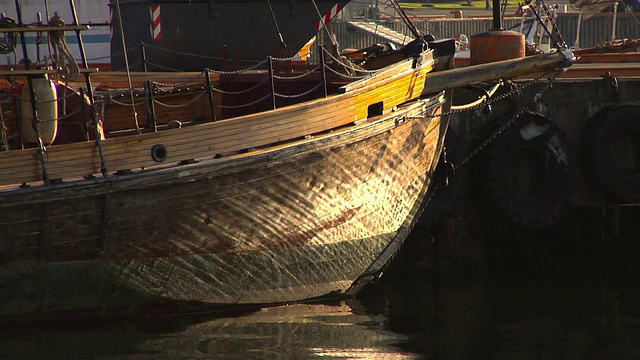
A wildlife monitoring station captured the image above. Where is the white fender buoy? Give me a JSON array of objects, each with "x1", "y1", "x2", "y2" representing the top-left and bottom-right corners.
[{"x1": 21, "y1": 76, "x2": 58, "y2": 145}]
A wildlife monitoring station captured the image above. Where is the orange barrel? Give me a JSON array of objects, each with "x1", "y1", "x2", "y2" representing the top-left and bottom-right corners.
[{"x1": 469, "y1": 30, "x2": 525, "y2": 65}]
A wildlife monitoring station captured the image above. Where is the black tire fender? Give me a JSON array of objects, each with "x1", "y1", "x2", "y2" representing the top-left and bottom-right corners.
[
  {"x1": 579, "y1": 104, "x2": 640, "y2": 202},
  {"x1": 480, "y1": 111, "x2": 574, "y2": 228}
]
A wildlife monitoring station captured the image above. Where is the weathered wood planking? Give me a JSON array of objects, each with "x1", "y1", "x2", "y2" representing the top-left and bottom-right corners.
[
  {"x1": 0, "y1": 56, "x2": 434, "y2": 187},
  {"x1": 0, "y1": 89, "x2": 446, "y2": 321},
  {"x1": 1, "y1": 98, "x2": 443, "y2": 264}
]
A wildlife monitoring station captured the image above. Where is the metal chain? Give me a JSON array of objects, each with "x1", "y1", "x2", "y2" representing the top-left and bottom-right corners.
[
  {"x1": 109, "y1": 97, "x2": 146, "y2": 107},
  {"x1": 153, "y1": 71, "x2": 206, "y2": 88},
  {"x1": 429, "y1": 68, "x2": 556, "y2": 119},
  {"x1": 145, "y1": 61, "x2": 182, "y2": 72},
  {"x1": 86, "y1": 44, "x2": 138, "y2": 62},
  {"x1": 272, "y1": 64, "x2": 321, "y2": 80},
  {"x1": 275, "y1": 81, "x2": 324, "y2": 99},
  {"x1": 212, "y1": 77, "x2": 270, "y2": 95},
  {"x1": 323, "y1": 63, "x2": 369, "y2": 79},
  {"x1": 14, "y1": 89, "x2": 82, "y2": 105},
  {"x1": 453, "y1": 68, "x2": 565, "y2": 169},
  {"x1": 217, "y1": 93, "x2": 272, "y2": 109},
  {"x1": 208, "y1": 59, "x2": 269, "y2": 75},
  {"x1": 153, "y1": 89, "x2": 207, "y2": 108},
  {"x1": 144, "y1": 44, "x2": 225, "y2": 61}
]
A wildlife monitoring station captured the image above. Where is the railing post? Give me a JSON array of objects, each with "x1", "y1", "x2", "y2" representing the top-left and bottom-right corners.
[
  {"x1": 320, "y1": 46, "x2": 328, "y2": 98},
  {"x1": 268, "y1": 56, "x2": 277, "y2": 110},
  {"x1": 205, "y1": 68, "x2": 217, "y2": 121},
  {"x1": 15, "y1": 0, "x2": 49, "y2": 185},
  {"x1": 144, "y1": 80, "x2": 158, "y2": 132},
  {"x1": 70, "y1": 0, "x2": 108, "y2": 178},
  {"x1": 0, "y1": 103, "x2": 7, "y2": 151},
  {"x1": 79, "y1": 87, "x2": 90, "y2": 140},
  {"x1": 12, "y1": 94, "x2": 25, "y2": 150},
  {"x1": 140, "y1": 42, "x2": 148, "y2": 72}
]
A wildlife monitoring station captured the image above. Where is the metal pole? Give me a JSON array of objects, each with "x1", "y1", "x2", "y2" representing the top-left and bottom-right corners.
[
  {"x1": 320, "y1": 46, "x2": 328, "y2": 98},
  {"x1": 492, "y1": 0, "x2": 502, "y2": 30},
  {"x1": 140, "y1": 42, "x2": 148, "y2": 72},
  {"x1": 79, "y1": 87, "x2": 89, "y2": 140},
  {"x1": 145, "y1": 80, "x2": 157, "y2": 132},
  {"x1": 0, "y1": 102, "x2": 7, "y2": 151},
  {"x1": 574, "y1": 13, "x2": 582, "y2": 49},
  {"x1": 12, "y1": 94, "x2": 25, "y2": 150},
  {"x1": 205, "y1": 69, "x2": 217, "y2": 121},
  {"x1": 268, "y1": 56, "x2": 276, "y2": 110},
  {"x1": 69, "y1": 0, "x2": 108, "y2": 177},
  {"x1": 611, "y1": 2, "x2": 618, "y2": 42},
  {"x1": 15, "y1": 0, "x2": 50, "y2": 185}
]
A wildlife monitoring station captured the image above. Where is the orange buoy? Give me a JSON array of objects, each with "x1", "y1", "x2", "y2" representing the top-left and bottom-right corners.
[{"x1": 469, "y1": 30, "x2": 525, "y2": 65}]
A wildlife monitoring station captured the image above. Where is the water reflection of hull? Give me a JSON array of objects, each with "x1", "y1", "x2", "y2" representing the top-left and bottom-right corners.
[{"x1": 1, "y1": 302, "x2": 416, "y2": 359}]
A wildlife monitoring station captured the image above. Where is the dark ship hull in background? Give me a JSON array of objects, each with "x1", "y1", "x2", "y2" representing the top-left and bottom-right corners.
[{"x1": 110, "y1": 0, "x2": 348, "y2": 71}]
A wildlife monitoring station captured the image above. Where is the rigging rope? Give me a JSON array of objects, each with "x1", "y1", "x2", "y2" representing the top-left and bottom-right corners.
[
  {"x1": 388, "y1": 0, "x2": 424, "y2": 43},
  {"x1": 527, "y1": 0, "x2": 568, "y2": 49},
  {"x1": 114, "y1": 0, "x2": 141, "y2": 132},
  {"x1": 0, "y1": 16, "x2": 18, "y2": 54},
  {"x1": 311, "y1": 0, "x2": 340, "y2": 50},
  {"x1": 48, "y1": 15, "x2": 80, "y2": 79},
  {"x1": 266, "y1": 0, "x2": 288, "y2": 52}
]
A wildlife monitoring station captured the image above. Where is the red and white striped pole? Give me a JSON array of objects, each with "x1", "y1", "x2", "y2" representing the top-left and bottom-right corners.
[
  {"x1": 150, "y1": 4, "x2": 162, "y2": 41},
  {"x1": 315, "y1": 4, "x2": 342, "y2": 31}
]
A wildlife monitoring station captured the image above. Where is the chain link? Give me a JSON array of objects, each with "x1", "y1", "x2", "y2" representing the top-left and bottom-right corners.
[
  {"x1": 272, "y1": 64, "x2": 321, "y2": 80},
  {"x1": 449, "y1": 68, "x2": 565, "y2": 169},
  {"x1": 212, "y1": 77, "x2": 270, "y2": 95},
  {"x1": 323, "y1": 63, "x2": 369, "y2": 79},
  {"x1": 275, "y1": 81, "x2": 324, "y2": 99},
  {"x1": 217, "y1": 93, "x2": 271, "y2": 109},
  {"x1": 153, "y1": 89, "x2": 207, "y2": 108},
  {"x1": 429, "y1": 68, "x2": 556, "y2": 119}
]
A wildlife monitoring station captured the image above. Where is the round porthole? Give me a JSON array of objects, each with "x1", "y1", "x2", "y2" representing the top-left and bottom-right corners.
[{"x1": 151, "y1": 144, "x2": 168, "y2": 162}]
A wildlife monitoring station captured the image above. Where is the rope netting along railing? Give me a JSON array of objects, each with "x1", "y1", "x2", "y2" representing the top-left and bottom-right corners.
[
  {"x1": 3, "y1": 42, "x2": 381, "y2": 138},
  {"x1": 100, "y1": 50, "x2": 338, "y2": 113}
]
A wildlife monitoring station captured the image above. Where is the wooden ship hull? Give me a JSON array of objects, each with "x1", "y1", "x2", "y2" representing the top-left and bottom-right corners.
[
  {"x1": 0, "y1": 94, "x2": 446, "y2": 323},
  {"x1": 0, "y1": 0, "x2": 576, "y2": 322},
  {"x1": 0, "y1": 3, "x2": 453, "y2": 319}
]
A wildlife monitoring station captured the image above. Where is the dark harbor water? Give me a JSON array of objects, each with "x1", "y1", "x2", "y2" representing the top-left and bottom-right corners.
[{"x1": 3, "y1": 207, "x2": 640, "y2": 359}]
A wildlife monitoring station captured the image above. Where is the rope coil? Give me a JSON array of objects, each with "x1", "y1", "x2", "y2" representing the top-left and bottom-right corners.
[{"x1": 0, "y1": 16, "x2": 17, "y2": 55}]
